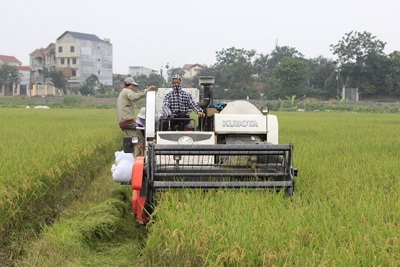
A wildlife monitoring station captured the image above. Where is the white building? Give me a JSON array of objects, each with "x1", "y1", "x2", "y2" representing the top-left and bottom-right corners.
[
  {"x1": 56, "y1": 31, "x2": 113, "y2": 90},
  {"x1": 16, "y1": 66, "x2": 31, "y2": 96},
  {"x1": 128, "y1": 66, "x2": 158, "y2": 77}
]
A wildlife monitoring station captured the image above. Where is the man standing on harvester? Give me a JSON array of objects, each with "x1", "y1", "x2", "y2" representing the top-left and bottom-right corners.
[
  {"x1": 162, "y1": 74, "x2": 205, "y2": 130},
  {"x1": 116, "y1": 77, "x2": 155, "y2": 157}
]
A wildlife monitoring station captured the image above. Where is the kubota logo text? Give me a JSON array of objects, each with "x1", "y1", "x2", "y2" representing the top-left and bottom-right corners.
[{"x1": 222, "y1": 120, "x2": 259, "y2": 127}]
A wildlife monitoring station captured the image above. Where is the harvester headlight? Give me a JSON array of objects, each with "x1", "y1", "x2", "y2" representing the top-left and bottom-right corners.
[
  {"x1": 173, "y1": 155, "x2": 182, "y2": 161},
  {"x1": 261, "y1": 107, "x2": 269, "y2": 115},
  {"x1": 178, "y1": 136, "x2": 194, "y2": 145}
]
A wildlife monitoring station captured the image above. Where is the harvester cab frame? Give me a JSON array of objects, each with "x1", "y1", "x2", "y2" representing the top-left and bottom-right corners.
[{"x1": 121, "y1": 76, "x2": 298, "y2": 224}]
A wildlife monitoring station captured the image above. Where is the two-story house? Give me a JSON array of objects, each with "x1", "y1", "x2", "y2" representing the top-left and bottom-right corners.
[
  {"x1": 29, "y1": 43, "x2": 57, "y2": 96},
  {"x1": 182, "y1": 63, "x2": 204, "y2": 79},
  {"x1": 56, "y1": 31, "x2": 113, "y2": 92}
]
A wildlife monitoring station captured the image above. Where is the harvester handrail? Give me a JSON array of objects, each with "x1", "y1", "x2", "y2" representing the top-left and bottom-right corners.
[
  {"x1": 153, "y1": 144, "x2": 293, "y2": 155},
  {"x1": 153, "y1": 172, "x2": 288, "y2": 178},
  {"x1": 153, "y1": 180, "x2": 293, "y2": 189}
]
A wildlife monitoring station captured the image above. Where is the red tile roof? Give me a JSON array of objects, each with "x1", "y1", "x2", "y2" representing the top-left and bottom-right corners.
[
  {"x1": 29, "y1": 49, "x2": 45, "y2": 58},
  {"x1": 182, "y1": 64, "x2": 193, "y2": 69},
  {"x1": 16, "y1": 66, "x2": 31, "y2": 71},
  {"x1": 0, "y1": 55, "x2": 21, "y2": 64},
  {"x1": 182, "y1": 63, "x2": 203, "y2": 69}
]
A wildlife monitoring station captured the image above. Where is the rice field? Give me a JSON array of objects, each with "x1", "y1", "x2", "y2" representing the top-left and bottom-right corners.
[
  {"x1": 142, "y1": 112, "x2": 400, "y2": 266},
  {"x1": 2, "y1": 108, "x2": 400, "y2": 266},
  {"x1": 0, "y1": 107, "x2": 122, "y2": 261}
]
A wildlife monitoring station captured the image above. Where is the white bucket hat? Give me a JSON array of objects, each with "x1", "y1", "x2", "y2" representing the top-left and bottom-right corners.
[{"x1": 137, "y1": 107, "x2": 146, "y2": 119}]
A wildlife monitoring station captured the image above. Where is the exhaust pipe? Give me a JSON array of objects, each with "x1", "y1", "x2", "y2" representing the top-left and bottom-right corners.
[{"x1": 198, "y1": 76, "x2": 215, "y2": 108}]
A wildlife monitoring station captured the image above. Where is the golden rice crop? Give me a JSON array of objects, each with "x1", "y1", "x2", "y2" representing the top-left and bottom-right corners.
[
  {"x1": 0, "y1": 108, "x2": 122, "y2": 248},
  {"x1": 143, "y1": 112, "x2": 400, "y2": 266}
]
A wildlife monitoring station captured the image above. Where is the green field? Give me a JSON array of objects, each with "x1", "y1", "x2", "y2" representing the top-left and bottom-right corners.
[
  {"x1": 0, "y1": 108, "x2": 122, "y2": 264},
  {"x1": 143, "y1": 112, "x2": 400, "y2": 266},
  {"x1": 2, "y1": 109, "x2": 400, "y2": 266}
]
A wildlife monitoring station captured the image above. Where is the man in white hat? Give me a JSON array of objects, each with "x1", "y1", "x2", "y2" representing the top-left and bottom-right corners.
[
  {"x1": 116, "y1": 77, "x2": 155, "y2": 157},
  {"x1": 136, "y1": 107, "x2": 146, "y2": 136}
]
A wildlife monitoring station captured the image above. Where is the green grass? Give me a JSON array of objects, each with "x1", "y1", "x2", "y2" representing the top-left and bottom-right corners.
[
  {"x1": 0, "y1": 108, "x2": 122, "y2": 264},
  {"x1": 17, "y1": 167, "x2": 147, "y2": 267},
  {"x1": 7, "y1": 110, "x2": 400, "y2": 266}
]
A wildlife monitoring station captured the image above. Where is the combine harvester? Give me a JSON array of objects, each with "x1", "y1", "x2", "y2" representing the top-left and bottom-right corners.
[{"x1": 119, "y1": 76, "x2": 298, "y2": 224}]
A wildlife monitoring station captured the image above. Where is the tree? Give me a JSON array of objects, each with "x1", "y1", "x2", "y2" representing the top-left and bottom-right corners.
[
  {"x1": 49, "y1": 70, "x2": 66, "y2": 93},
  {"x1": 79, "y1": 74, "x2": 99, "y2": 96},
  {"x1": 385, "y1": 51, "x2": 400, "y2": 96},
  {"x1": 253, "y1": 53, "x2": 269, "y2": 78},
  {"x1": 270, "y1": 57, "x2": 308, "y2": 97},
  {"x1": 212, "y1": 47, "x2": 256, "y2": 94},
  {"x1": 362, "y1": 51, "x2": 390, "y2": 95},
  {"x1": 330, "y1": 31, "x2": 387, "y2": 95},
  {"x1": 330, "y1": 31, "x2": 386, "y2": 64},
  {"x1": 135, "y1": 73, "x2": 164, "y2": 89},
  {"x1": 307, "y1": 56, "x2": 337, "y2": 97},
  {"x1": 167, "y1": 68, "x2": 185, "y2": 81},
  {"x1": 192, "y1": 66, "x2": 218, "y2": 87},
  {"x1": 267, "y1": 45, "x2": 304, "y2": 71},
  {"x1": 147, "y1": 73, "x2": 165, "y2": 88},
  {"x1": 0, "y1": 64, "x2": 21, "y2": 95}
]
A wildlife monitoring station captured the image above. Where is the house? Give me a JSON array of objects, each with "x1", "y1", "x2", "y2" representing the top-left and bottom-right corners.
[
  {"x1": 0, "y1": 55, "x2": 21, "y2": 66},
  {"x1": 182, "y1": 63, "x2": 204, "y2": 79},
  {"x1": 0, "y1": 55, "x2": 29, "y2": 96},
  {"x1": 128, "y1": 66, "x2": 158, "y2": 78},
  {"x1": 30, "y1": 43, "x2": 56, "y2": 72},
  {"x1": 29, "y1": 43, "x2": 57, "y2": 96},
  {"x1": 55, "y1": 31, "x2": 113, "y2": 92},
  {"x1": 16, "y1": 66, "x2": 30, "y2": 96}
]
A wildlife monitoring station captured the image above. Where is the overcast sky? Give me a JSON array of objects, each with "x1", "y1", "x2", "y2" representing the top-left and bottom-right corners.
[{"x1": 2, "y1": 0, "x2": 400, "y2": 74}]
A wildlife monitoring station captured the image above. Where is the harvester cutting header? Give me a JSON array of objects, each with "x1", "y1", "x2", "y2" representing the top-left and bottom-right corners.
[{"x1": 116, "y1": 76, "x2": 298, "y2": 224}]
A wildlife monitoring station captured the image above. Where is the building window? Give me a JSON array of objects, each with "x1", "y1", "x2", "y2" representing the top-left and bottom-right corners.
[
  {"x1": 72, "y1": 58, "x2": 76, "y2": 64},
  {"x1": 58, "y1": 46, "x2": 62, "y2": 52},
  {"x1": 70, "y1": 46, "x2": 74, "y2": 52},
  {"x1": 60, "y1": 58, "x2": 65, "y2": 64},
  {"x1": 98, "y1": 70, "x2": 100, "y2": 75},
  {"x1": 72, "y1": 70, "x2": 76, "y2": 76},
  {"x1": 98, "y1": 58, "x2": 100, "y2": 61},
  {"x1": 67, "y1": 58, "x2": 70, "y2": 65}
]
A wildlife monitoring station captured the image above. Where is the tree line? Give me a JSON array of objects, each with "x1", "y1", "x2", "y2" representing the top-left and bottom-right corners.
[
  {"x1": 167, "y1": 31, "x2": 400, "y2": 100},
  {"x1": 2, "y1": 31, "x2": 399, "y2": 100}
]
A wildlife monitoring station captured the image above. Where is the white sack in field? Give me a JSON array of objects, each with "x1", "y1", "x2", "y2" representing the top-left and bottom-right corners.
[
  {"x1": 112, "y1": 159, "x2": 133, "y2": 183},
  {"x1": 115, "y1": 150, "x2": 134, "y2": 165},
  {"x1": 111, "y1": 164, "x2": 117, "y2": 173}
]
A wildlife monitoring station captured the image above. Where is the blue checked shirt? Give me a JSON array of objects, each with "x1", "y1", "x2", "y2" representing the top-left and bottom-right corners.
[{"x1": 162, "y1": 89, "x2": 203, "y2": 116}]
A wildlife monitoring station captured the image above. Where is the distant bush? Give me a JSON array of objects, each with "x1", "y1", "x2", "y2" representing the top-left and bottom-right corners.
[
  {"x1": 63, "y1": 96, "x2": 83, "y2": 105},
  {"x1": 266, "y1": 97, "x2": 400, "y2": 113}
]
